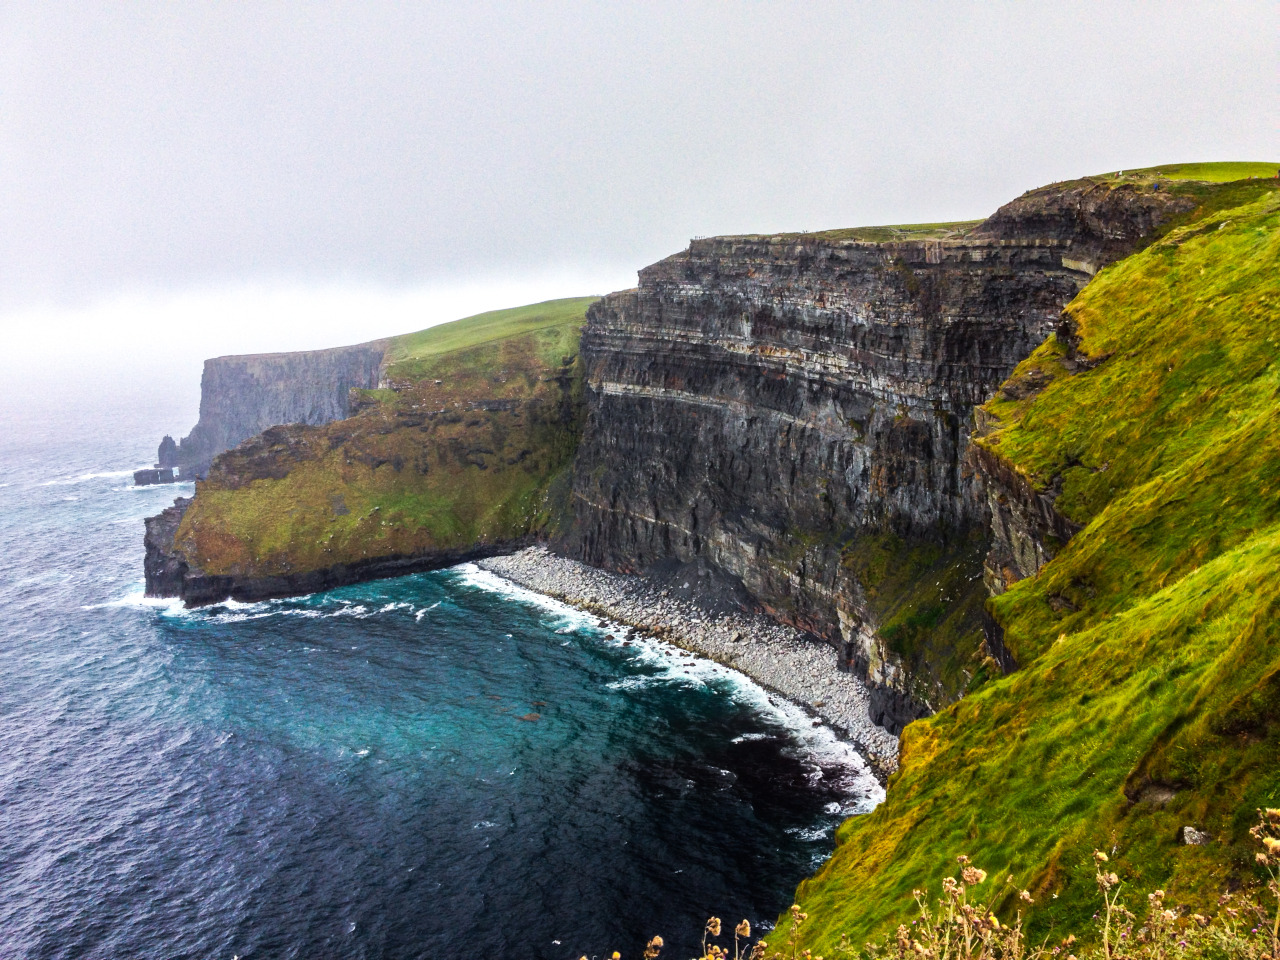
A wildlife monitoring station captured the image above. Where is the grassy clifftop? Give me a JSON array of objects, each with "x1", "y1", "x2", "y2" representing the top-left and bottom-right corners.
[
  {"x1": 783, "y1": 176, "x2": 1280, "y2": 951},
  {"x1": 172, "y1": 298, "x2": 596, "y2": 579}
]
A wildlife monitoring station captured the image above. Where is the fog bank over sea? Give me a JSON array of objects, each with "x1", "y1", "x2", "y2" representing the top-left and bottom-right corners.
[{"x1": 0, "y1": 274, "x2": 632, "y2": 418}]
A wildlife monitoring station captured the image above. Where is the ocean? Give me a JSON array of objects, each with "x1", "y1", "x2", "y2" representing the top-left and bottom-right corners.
[{"x1": 0, "y1": 381, "x2": 881, "y2": 959}]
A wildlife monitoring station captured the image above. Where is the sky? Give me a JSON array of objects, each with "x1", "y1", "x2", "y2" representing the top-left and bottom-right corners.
[{"x1": 0, "y1": 1, "x2": 1275, "y2": 404}]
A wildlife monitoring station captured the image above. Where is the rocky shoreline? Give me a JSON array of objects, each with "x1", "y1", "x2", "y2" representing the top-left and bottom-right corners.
[{"x1": 478, "y1": 546, "x2": 900, "y2": 778}]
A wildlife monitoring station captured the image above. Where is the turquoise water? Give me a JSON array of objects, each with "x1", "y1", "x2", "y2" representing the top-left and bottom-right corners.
[{"x1": 0, "y1": 387, "x2": 880, "y2": 959}]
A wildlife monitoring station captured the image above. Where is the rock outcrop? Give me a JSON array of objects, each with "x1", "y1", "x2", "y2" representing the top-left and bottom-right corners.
[
  {"x1": 157, "y1": 435, "x2": 179, "y2": 469},
  {"x1": 567, "y1": 178, "x2": 1194, "y2": 730},
  {"x1": 144, "y1": 301, "x2": 592, "y2": 606},
  {"x1": 134, "y1": 435, "x2": 182, "y2": 486},
  {"x1": 144, "y1": 492, "x2": 532, "y2": 605},
  {"x1": 177, "y1": 341, "x2": 388, "y2": 478}
]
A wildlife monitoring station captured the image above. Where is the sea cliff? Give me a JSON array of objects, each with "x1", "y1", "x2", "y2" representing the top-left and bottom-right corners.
[
  {"x1": 146, "y1": 299, "x2": 594, "y2": 603},
  {"x1": 567, "y1": 175, "x2": 1196, "y2": 730},
  {"x1": 142, "y1": 163, "x2": 1280, "y2": 949},
  {"x1": 177, "y1": 342, "x2": 389, "y2": 478}
]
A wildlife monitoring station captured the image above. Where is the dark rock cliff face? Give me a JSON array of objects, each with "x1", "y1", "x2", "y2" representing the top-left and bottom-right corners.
[
  {"x1": 568, "y1": 184, "x2": 1191, "y2": 731},
  {"x1": 971, "y1": 177, "x2": 1197, "y2": 272},
  {"x1": 144, "y1": 177, "x2": 1194, "y2": 730},
  {"x1": 177, "y1": 342, "x2": 388, "y2": 478}
]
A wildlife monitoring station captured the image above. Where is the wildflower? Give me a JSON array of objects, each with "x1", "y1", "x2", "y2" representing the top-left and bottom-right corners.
[
  {"x1": 957, "y1": 854, "x2": 971, "y2": 865},
  {"x1": 612, "y1": 953, "x2": 621, "y2": 959},
  {"x1": 643, "y1": 935, "x2": 664, "y2": 959},
  {"x1": 735, "y1": 920, "x2": 750, "y2": 938},
  {"x1": 1264, "y1": 837, "x2": 1280, "y2": 855},
  {"x1": 962, "y1": 866, "x2": 988, "y2": 885},
  {"x1": 1094, "y1": 850, "x2": 1109, "y2": 863},
  {"x1": 1266, "y1": 807, "x2": 1280, "y2": 823},
  {"x1": 1020, "y1": 890, "x2": 1034, "y2": 903},
  {"x1": 1162, "y1": 910, "x2": 1177, "y2": 921},
  {"x1": 707, "y1": 918, "x2": 722, "y2": 938},
  {"x1": 1192, "y1": 914, "x2": 1208, "y2": 926}
]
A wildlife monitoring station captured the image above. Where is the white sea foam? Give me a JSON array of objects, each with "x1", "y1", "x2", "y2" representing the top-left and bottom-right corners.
[
  {"x1": 42, "y1": 468, "x2": 141, "y2": 486},
  {"x1": 121, "y1": 481, "x2": 194, "y2": 493},
  {"x1": 414, "y1": 601, "x2": 442, "y2": 621},
  {"x1": 83, "y1": 582, "x2": 189, "y2": 616},
  {"x1": 730, "y1": 732, "x2": 776, "y2": 744},
  {"x1": 464, "y1": 562, "x2": 884, "y2": 811},
  {"x1": 453, "y1": 563, "x2": 601, "y2": 631}
]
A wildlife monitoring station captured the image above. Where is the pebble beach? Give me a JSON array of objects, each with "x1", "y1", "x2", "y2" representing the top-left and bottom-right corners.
[{"x1": 478, "y1": 546, "x2": 900, "y2": 777}]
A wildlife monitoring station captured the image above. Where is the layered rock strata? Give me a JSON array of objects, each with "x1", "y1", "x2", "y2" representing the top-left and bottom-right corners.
[{"x1": 569, "y1": 184, "x2": 1191, "y2": 730}]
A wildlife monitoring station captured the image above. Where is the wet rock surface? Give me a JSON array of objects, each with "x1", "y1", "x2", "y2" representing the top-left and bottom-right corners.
[{"x1": 480, "y1": 546, "x2": 901, "y2": 777}]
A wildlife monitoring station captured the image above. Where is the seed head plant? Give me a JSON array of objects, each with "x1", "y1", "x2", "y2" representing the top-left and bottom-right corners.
[{"x1": 624, "y1": 808, "x2": 1280, "y2": 960}]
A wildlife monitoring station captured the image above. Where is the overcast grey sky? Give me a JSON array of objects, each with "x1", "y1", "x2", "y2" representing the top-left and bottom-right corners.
[{"x1": 0, "y1": 1, "x2": 1275, "y2": 380}]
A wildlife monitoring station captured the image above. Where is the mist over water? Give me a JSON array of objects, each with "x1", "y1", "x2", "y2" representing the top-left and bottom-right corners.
[{"x1": 0, "y1": 383, "x2": 881, "y2": 959}]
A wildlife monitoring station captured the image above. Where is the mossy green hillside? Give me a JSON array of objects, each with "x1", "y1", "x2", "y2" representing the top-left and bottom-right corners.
[
  {"x1": 1096, "y1": 161, "x2": 1279, "y2": 182},
  {"x1": 383, "y1": 296, "x2": 599, "y2": 382},
  {"x1": 779, "y1": 183, "x2": 1280, "y2": 952},
  {"x1": 174, "y1": 298, "x2": 595, "y2": 576},
  {"x1": 841, "y1": 529, "x2": 991, "y2": 707}
]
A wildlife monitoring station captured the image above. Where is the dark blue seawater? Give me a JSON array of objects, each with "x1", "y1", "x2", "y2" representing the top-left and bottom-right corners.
[{"x1": 0, "y1": 382, "x2": 881, "y2": 959}]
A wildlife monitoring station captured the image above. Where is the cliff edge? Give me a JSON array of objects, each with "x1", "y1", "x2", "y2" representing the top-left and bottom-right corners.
[
  {"x1": 177, "y1": 341, "x2": 390, "y2": 479},
  {"x1": 146, "y1": 298, "x2": 594, "y2": 604}
]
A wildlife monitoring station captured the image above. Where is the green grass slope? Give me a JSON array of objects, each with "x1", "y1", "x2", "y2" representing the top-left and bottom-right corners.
[
  {"x1": 383, "y1": 296, "x2": 600, "y2": 381},
  {"x1": 1098, "y1": 161, "x2": 1279, "y2": 182},
  {"x1": 730, "y1": 220, "x2": 983, "y2": 244},
  {"x1": 175, "y1": 298, "x2": 596, "y2": 577},
  {"x1": 781, "y1": 180, "x2": 1280, "y2": 952}
]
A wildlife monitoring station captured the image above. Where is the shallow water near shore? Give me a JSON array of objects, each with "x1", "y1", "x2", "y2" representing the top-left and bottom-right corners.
[{"x1": 0, "y1": 389, "x2": 882, "y2": 960}]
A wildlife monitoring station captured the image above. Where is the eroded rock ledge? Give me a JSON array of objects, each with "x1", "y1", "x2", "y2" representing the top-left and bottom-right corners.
[{"x1": 145, "y1": 495, "x2": 533, "y2": 606}]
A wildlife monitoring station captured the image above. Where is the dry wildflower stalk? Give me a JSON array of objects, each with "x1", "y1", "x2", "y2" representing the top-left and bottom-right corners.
[{"x1": 624, "y1": 810, "x2": 1280, "y2": 960}]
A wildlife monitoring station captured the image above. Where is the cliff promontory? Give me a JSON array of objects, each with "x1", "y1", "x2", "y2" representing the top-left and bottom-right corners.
[
  {"x1": 146, "y1": 299, "x2": 595, "y2": 603},
  {"x1": 176, "y1": 341, "x2": 390, "y2": 478},
  {"x1": 784, "y1": 168, "x2": 1280, "y2": 952}
]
